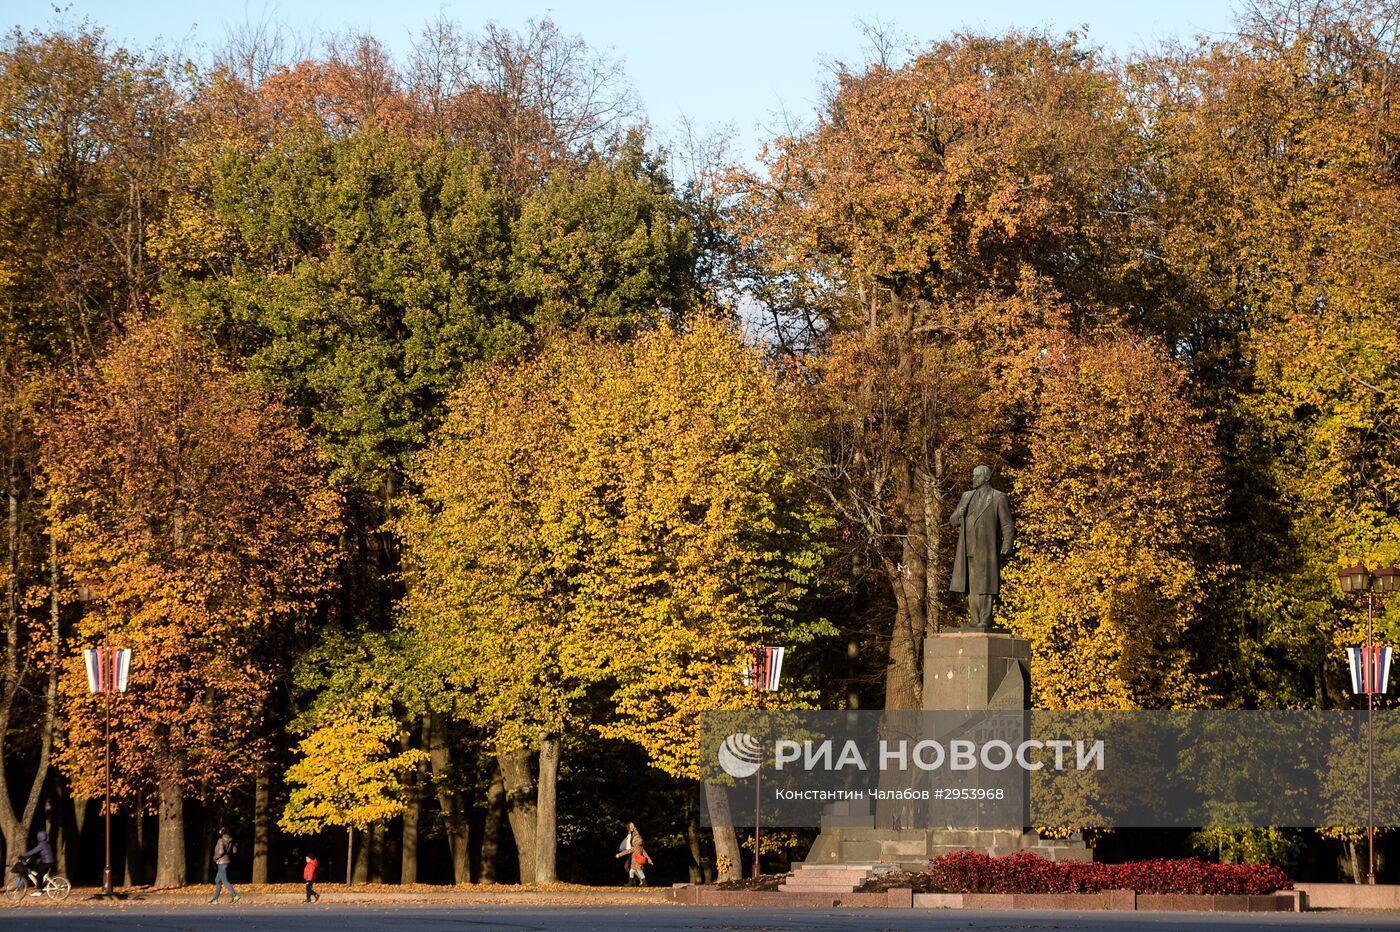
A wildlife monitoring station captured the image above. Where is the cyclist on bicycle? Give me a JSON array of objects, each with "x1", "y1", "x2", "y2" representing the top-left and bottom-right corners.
[{"x1": 18, "y1": 831, "x2": 54, "y2": 896}]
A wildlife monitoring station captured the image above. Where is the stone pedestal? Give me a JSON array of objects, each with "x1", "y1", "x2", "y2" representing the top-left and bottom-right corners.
[
  {"x1": 923, "y1": 631, "x2": 1030, "y2": 711},
  {"x1": 803, "y1": 630, "x2": 1090, "y2": 869}
]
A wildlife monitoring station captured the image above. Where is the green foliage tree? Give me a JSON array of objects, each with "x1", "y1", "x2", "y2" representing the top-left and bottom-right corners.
[
  {"x1": 162, "y1": 127, "x2": 519, "y2": 494},
  {"x1": 512, "y1": 132, "x2": 698, "y2": 338}
]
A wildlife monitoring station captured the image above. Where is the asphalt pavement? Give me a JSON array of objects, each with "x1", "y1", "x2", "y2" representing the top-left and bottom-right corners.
[{"x1": 3, "y1": 905, "x2": 1400, "y2": 932}]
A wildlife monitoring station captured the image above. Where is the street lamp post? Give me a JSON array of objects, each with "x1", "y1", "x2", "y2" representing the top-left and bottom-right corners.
[
  {"x1": 1338, "y1": 562, "x2": 1397, "y2": 886},
  {"x1": 742, "y1": 645, "x2": 785, "y2": 880},
  {"x1": 78, "y1": 579, "x2": 130, "y2": 900}
]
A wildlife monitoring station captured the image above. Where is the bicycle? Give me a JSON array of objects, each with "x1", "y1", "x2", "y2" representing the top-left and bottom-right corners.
[{"x1": 4, "y1": 859, "x2": 70, "y2": 903}]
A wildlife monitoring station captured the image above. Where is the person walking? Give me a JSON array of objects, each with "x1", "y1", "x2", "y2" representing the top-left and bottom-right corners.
[
  {"x1": 616, "y1": 823, "x2": 634, "y2": 884},
  {"x1": 615, "y1": 823, "x2": 643, "y2": 886},
  {"x1": 209, "y1": 827, "x2": 239, "y2": 904},
  {"x1": 303, "y1": 853, "x2": 320, "y2": 903}
]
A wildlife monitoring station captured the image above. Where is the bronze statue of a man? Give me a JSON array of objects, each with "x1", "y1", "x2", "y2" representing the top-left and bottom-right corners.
[{"x1": 949, "y1": 465, "x2": 1015, "y2": 629}]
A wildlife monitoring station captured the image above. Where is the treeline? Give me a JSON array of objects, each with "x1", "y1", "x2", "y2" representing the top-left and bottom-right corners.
[{"x1": 2, "y1": 0, "x2": 1398, "y2": 887}]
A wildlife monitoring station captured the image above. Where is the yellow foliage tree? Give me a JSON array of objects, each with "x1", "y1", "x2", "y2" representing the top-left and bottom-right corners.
[
  {"x1": 1134, "y1": 1, "x2": 1400, "y2": 707},
  {"x1": 398, "y1": 318, "x2": 831, "y2": 881},
  {"x1": 280, "y1": 708, "x2": 429, "y2": 885},
  {"x1": 1001, "y1": 335, "x2": 1223, "y2": 709}
]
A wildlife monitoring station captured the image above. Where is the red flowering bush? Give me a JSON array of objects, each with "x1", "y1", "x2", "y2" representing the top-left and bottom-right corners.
[{"x1": 925, "y1": 851, "x2": 1292, "y2": 896}]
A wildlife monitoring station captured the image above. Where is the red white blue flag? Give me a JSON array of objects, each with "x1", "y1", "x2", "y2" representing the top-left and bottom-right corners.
[
  {"x1": 743, "y1": 646, "x2": 785, "y2": 692},
  {"x1": 1347, "y1": 646, "x2": 1392, "y2": 695},
  {"x1": 84, "y1": 648, "x2": 131, "y2": 695}
]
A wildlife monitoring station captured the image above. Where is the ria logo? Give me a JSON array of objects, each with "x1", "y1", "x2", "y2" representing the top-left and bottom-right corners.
[{"x1": 717, "y1": 733, "x2": 764, "y2": 778}]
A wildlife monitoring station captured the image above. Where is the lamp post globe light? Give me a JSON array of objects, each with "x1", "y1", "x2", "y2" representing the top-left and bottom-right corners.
[{"x1": 1337, "y1": 562, "x2": 1398, "y2": 886}]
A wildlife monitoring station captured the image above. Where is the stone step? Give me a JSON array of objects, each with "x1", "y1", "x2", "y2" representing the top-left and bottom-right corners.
[
  {"x1": 777, "y1": 882, "x2": 867, "y2": 894},
  {"x1": 780, "y1": 863, "x2": 882, "y2": 894},
  {"x1": 782, "y1": 878, "x2": 868, "y2": 889}
]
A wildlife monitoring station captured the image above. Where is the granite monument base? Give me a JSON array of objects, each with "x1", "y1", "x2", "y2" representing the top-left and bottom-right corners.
[{"x1": 798, "y1": 630, "x2": 1089, "y2": 871}]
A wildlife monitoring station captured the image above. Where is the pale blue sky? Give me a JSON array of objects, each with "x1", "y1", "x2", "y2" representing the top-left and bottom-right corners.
[{"x1": 3, "y1": 1, "x2": 1241, "y2": 163}]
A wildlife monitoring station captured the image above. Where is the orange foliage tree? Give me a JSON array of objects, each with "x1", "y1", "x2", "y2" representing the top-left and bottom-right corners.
[
  {"x1": 733, "y1": 33, "x2": 1139, "y2": 708},
  {"x1": 43, "y1": 315, "x2": 339, "y2": 887}
]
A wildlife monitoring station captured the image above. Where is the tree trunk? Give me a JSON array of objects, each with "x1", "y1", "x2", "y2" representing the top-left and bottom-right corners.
[
  {"x1": 252, "y1": 765, "x2": 270, "y2": 883},
  {"x1": 1347, "y1": 839, "x2": 1362, "y2": 884},
  {"x1": 125, "y1": 813, "x2": 145, "y2": 886},
  {"x1": 883, "y1": 555, "x2": 923, "y2": 711},
  {"x1": 196, "y1": 794, "x2": 211, "y2": 884},
  {"x1": 346, "y1": 826, "x2": 354, "y2": 885},
  {"x1": 64, "y1": 795, "x2": 89, "y2": 878},
  {"x1": 685, "y1": 798, "x2": 709, "y2": 883},
  {"x1": 703, "y1": 781, "x2": 743, "y2": 881},
  {"x1": 352, "y1": 822, "x2": 371, "y2": 883},
  {"x1": 0, "y1": 520, "x2": 61, "y2": 867},
  {"x1": 881, "y1": 287, "x2": 926, "y2": 711},
  {"x1": 481, "y1": 757, "x2": 505, "y2": 884},
  {"x1": 534, "y1": 731, "x2": 559, "y2": 884},
  {"x1": 367, "y1": 822, "x2": 383, "y2": 883},
  {"x1": 1, "y1": 486, "x2": 18, "y2": 866},
  {"x1": 883, "y1": 451, "x2": 927, "y2": 711},
  {"x1": 400, "y1": 726, "x2": 425, "y2": 885},
  {"x1": 922, "y1": 454, "x2": 947, "y2": 636},
  {"x1": 155, "y1": 776, "x2": 185, "y2": 888},
  {"x1": 425, "y1": 714, "x2": 470, "y2": 883},
  {"x1": 497, "y1": 745, "x2": 536, "y2": 884}
]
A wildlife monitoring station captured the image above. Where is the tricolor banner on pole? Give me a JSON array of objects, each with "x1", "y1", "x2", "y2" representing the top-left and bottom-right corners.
[
  {"x1": 84, "y1": 648, "x2": 132, "y2": 695},
  {"x1": 1347, "y1": 646, "x2": 1392, "y2": 696},
  {"x1": 742, "y1": 646, "x2": 785, "y2": 692}
]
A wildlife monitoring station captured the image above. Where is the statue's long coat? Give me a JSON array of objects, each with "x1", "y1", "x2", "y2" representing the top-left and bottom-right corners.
[{"x1": 948, "y1": 486, "x2": 1015, "y2": 595}]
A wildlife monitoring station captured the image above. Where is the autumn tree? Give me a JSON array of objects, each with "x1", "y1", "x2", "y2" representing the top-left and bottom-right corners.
[
  {"x1": 1133, "y1": 0, "x2": 1400, "y2": 707},
  {"x1": 399, "y1": 320, "x2": 832, "y2": 882},
  {"x1": 284, "y1": 625, "x2": 465, "y2": 884},
  {"x1": 45, "y1": 315, "x2": 339, "y2": 887},
  {"x1": 155, "y1": 32, "x2": 688, "y2": 881},
  {"x1": 733, "y1": 32, "x2": 1140, "y2": 708},
  {"x1": 0, "y1": 24, "x2": 183, "y2": 367},
  {"x1": 405, "y1": 16, "x2": 638, "y2": 199},
  {"x1": 1000, "y1": 335, "x2": 1223, "y2": 709},
  {"x1": 0, "y1": 356, "x2": 59, "y2": 866},
  {"x1": 281, "y1": 704, "x2": 428, "y2": 885},
  {"x1": 0, "y1": 23, "x2": 183, "y2": 866},
  {"x1": 256, "y1": 33, "x2": 414, "y2": 137},
  {"x1": 214, "y1": 5, "x2": 311, "y2": 89}
]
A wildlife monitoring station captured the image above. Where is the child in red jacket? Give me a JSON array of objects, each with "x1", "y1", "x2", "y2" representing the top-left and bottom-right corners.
[
  {"x1": 629, "y1": 841, "x2": 651, "y2": 887},
  {"x1": 303, "y1": 854, "x2": 320, "y2": 903}
]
